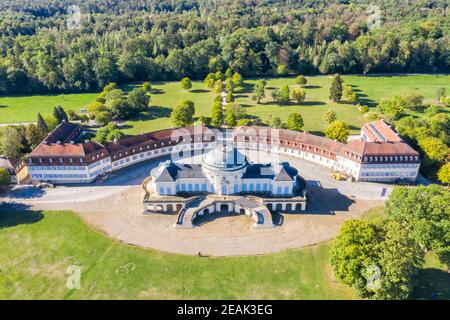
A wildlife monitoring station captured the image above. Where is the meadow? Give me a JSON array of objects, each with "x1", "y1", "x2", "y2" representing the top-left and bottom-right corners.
[
  {"x1": 0, "y1": 74, "x2": 448, "y2": 136},
  {"x1": 0, "y1": 209, "x2": 448, "y2": 300}
]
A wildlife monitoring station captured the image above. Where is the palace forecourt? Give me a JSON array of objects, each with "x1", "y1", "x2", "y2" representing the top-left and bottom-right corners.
[{"x1": 24, "y1": 120, "x2": 420, "y2": 228}]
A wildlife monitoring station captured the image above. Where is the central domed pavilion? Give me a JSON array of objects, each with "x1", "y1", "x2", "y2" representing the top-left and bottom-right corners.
[
  {"x1": 149, "y1": 134, "x2": 299, "y2": 197},
  {"x1": 144, "y1": 131, "x2": 308, "y2": 228}
]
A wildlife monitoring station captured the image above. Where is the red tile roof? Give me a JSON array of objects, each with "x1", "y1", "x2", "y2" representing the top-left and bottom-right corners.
[
  {"x1": 105, "y1": 125, "x2": 211, "y2": 154},
  {"x1": 234, "y1": 126, "x2": 346, "y2": 154},
  {"x1": 362, "y1": 119, "x2": 402, "y2": 142},
  {"x1": 341, "y1": 140, "x2": 419, "y2": 163},
  {"x1": 44, "y1": 121, "x2": 80, "y2": 144}
]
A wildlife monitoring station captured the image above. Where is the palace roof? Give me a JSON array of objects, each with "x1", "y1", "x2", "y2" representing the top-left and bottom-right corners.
[
  {"x1": 341, "y1": 140, "x2": 419, "y2": 163},
  {"x1": 362, "y1": 119, "x2": 402, "y2": 142}
]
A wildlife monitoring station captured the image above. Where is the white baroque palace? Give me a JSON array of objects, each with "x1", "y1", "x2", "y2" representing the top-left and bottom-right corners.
[
  {"x1": 26, "y1": 119, "x2": 420, "y2": 186},
  {"x1": 144, "y1": 133, "x2": 307, "y2": 229}
]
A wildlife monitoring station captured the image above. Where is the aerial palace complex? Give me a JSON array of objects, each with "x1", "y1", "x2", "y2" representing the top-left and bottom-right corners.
[{"x1": 2, "y1": 119, "x2": 421, "y2": 228}]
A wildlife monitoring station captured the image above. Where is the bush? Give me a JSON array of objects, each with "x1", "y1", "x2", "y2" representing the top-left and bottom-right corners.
[{"x1": 0, "y1": 168, "x2": 11, "y2": 186}]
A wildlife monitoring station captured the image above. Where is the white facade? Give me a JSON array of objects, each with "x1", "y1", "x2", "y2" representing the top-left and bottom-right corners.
[
  {"x1": 150, "y1": 139, "x2": 299, "y2": 197},
  {"x1": 28, "y1": 123, "x2": 420, "y2": 185}
]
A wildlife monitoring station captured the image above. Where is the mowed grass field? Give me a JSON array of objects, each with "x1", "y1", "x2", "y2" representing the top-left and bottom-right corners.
[
  {"x1": 0, "y1": 210, "x2": 356, "y2": 300},
  {"x1": 0, "y1": 74, "x2": 448, "y2": 136},
  {"x1": 0, "y1": 209, "x2": 448, "y2": 300}
]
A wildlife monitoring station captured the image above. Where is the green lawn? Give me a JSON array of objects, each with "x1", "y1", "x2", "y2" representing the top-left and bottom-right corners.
[
  {"x1": 0, "y1": 210, "x2": 356, "y2": 300},
  {"x1": 0, "y1": 209, "x2": 448, "y2": 300},
  {"x1": 0, "y1": 92, "x2": 98, "y2": 124},
  {"x1": 0, "y1": 74, "x2": 448, "y2": 136}
]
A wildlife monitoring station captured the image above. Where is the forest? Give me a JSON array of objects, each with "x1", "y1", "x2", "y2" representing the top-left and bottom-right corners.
[{"x1": 0, "y1": 0, "x2": 448, "y2": 95}]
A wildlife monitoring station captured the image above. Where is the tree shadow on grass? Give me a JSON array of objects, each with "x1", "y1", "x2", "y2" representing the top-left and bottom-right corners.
[
  {"x1": 128, "y1": 106, "x2": 172, "y2": 123},
  {"x1": 303, "y1": 85, "x2": 321, "y2": 89},
  {"x1": 234, "y1": 94, "x2": 250, "y2": 99},
  {"x1": 190, "y1": 89, "x2": 209, "y2": 94},
  {"x1": 412, "y1": 268, "x2": 450, "y2": 300},
  {"x1": 0, "y1": 105, "x2": 7, "y2": 108},
  {"x1": 300, "y1": 101, "x2": 326, "y2": 106},
  {"x1": 359, "y1": 97, "x2": 377, "y2": 108},
  {"x1": 151, "y1": 88, "x2": 165, "y2": 95},
  {"x1": 0, "y1": 203, "x2": 44, "y2": 229},
  {"x1": 309, "y1": 131, "x2": 326, "y2": 137},
  {"x1": 348, "y1": 125, "x2": 360, "y2": 131},
  {"x1": 239, "y1": 82, "x2": 254, "y2": 93}
]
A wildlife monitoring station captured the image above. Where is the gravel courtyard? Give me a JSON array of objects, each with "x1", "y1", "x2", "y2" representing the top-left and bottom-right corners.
[{"x1": 0, "y1": 155, "x2": 390, "y2": 256}]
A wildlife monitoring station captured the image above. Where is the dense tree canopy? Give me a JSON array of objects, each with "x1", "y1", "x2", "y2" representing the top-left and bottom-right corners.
[
  {"x1": 331, "y1": 219, "x2": 424, "y2": 300},
  {"x1": 93, "y1": 123, "x2": 124, "y2": 144},
  {"x1": 0, "y1": 0, "x2": 447, "y2": 95},
  {"x1": 384, "y1": 185, "x2": 450, "y2": 265}
]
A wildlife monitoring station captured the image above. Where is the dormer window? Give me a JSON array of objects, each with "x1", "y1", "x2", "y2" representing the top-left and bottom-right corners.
[{"x1": 49, "y1": 158, "x2": 53, "y2": 163}]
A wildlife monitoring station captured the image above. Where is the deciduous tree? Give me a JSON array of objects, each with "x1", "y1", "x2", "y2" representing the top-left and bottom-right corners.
[
  {"x1": 292, "y1": 87, "x2": 306, "y2": 104},
  {"x1": 295, "y1": 75, "x2": 307, "y2": 86},
  {"x1": 211, "y1": 99, "x2": 224, "y2": 127},
  {"x1": 325, "y1": 120, "x2": 350, "y2": 142},
  {"x1": 324, "y1": 109, "x2": 337, "y2": 123},
  {"x1": 0, "y1": 168, "x2": 11, "y2": 186},
  {"x1": 252, "y1": 80, "x2": 267, "y2": 103},
  {"x1": 287, "y1": 113, "x2": 304, "y2": 131},
  {"x1": 180, "y1": 77, "x2": 192, "y2": 91},
  {"x1": 171, "y1": 100, "x2": 195, "y2": 127},
  {"x1": 437, "y1": 163, "x2": 450, "y2": 185}
]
